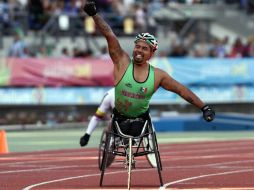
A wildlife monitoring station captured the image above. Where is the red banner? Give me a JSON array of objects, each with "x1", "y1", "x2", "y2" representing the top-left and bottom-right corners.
[{"x1": 4, "y1": 57, "x2": 114, "y2": 87}]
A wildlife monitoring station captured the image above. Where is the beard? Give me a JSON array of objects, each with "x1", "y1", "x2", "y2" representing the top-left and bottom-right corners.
[{"x1": 133, "y1": 53, "x2": 144, "y2": 64}]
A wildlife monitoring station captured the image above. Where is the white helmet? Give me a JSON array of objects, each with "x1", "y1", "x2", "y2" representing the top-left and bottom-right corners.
[{"x1": 135, "y1": 33, "x2": 158, "y2": 52}]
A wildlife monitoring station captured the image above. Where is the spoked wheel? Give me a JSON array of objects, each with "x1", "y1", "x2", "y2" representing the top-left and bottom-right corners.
[
  {"x1": 143, "y1": 134, "x2": 157, "y2": 168},
  {"x1": 98, "y1": 130, "x2": 115, "y2": 170},
  {"x1": 99, "y1": 131, "x2": 116, "y2": 186},
  {"x1": 98, "y1": 130, "x2": 106, "y2": 170},
  {"x1": 100, "y1": 131, "x2": 110, "y2": 186}
]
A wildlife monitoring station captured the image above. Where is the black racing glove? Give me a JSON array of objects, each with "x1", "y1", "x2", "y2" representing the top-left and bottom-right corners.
[
  {"x1": 83, "y1": 0, "x2": 97, "y2": 16},
  {"x1": 80, "y1": 133, "x2": 90, "y2": 147},
  {"x1": 201, "y1": 105, "x2": 215, "y2": 122}
]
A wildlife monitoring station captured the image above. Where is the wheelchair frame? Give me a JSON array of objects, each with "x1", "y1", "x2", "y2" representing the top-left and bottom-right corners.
[{"x1": 98, "y1": 114, "x2": 163, "y2": 189}]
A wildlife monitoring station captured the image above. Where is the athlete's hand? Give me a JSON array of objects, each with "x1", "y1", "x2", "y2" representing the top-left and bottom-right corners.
[
  {"x1": 83, "y1": 0, "x2": 97, "y2": 16},
  {"x1": 80, "y1": 133, "x2": 90, "y2": 147},
  {"x1": 201, "y1": 105, "x2": 215, "y2": 122}
]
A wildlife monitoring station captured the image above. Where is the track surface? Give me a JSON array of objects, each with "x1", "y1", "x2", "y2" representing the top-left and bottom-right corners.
[{"x1": 1, "y1": 139, "x2": 254, "y2": 190}]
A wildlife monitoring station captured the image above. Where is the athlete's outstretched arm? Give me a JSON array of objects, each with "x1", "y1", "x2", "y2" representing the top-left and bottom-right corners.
[
  {"x1": 159, "y1": 70, "x2": 204, "y2": 109},
  {"x1": 157, "y1": 69, "x2": 215, "y2": 122}
]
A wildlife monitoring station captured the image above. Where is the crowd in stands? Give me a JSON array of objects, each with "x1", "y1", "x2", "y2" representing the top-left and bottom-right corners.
[
  {"x1": 1, "y1": 0, "x2": 253, "y2": 33},
  {"x1": 2, "y1": 0, "x2": 254, "y2": 58},
  {"x1": 161, "y1": 32, "x2": 254, "y2": 58},
  {"x1": 0, "y1": 108, "x2": 87, "y2": 125},
  {"x1": 7, "y1": 27, "x2": 254, "y2": 58}
]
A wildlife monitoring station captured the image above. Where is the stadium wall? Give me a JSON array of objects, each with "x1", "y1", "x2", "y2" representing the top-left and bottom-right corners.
[
  {"x1": 153, "y1": 112, "x2": 254, "y2": 132},
  {"x1": 1, "y1": 57, "x2": 254, "y2": 127}
]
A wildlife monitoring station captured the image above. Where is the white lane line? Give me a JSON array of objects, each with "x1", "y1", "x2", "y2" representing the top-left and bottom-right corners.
[
  {"x1": 2, "y1": 145, "x2": 252, "y2": 167},
  {"x1": 22, "y1": 168, "x2": 154, "y2": 190},
  {"x1": 158, "y1": 159, "x2": 254, "y2": 169},
  {"x1": 162, "y1": 187, "x2": 254, "y2": 190},
  {"x1": 19, "y1": 157, "x2": 254, "y2": 190},
  {"x1": 22, "y1": 167, "x2": 254, "y2": 190},
  {"x1": 159, "y1": 140, "x2": 254, "y2": 150},
  {"x1": 161, "y1": 145, "x2": 254, "y2": 156},
  {"x1": 0, "y1": 151, "x2": 96, "y2": 166},
  {"x1": 159, "y1": 169, "x2": 254, "y2": 190},
  {"x1": 0, "y1": 165, "x2": 78, "y2": 174},
  {"x1": 31, "y1": 189, "x2": 254, "y2": 190},
  {"x1": 3, "y1": 140, "x2": 254, "y2": 167},
  {"x1": 0, "y1": 156, "x2": 98, "y2": 168},
  {"x1": 8, "y1": 140, "x2": 253, "y2": 190}
]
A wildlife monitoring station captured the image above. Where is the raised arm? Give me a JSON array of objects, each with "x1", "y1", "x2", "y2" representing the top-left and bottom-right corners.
[{"x1": 83, "y1": 1, "x2": 128, "y2": 65}]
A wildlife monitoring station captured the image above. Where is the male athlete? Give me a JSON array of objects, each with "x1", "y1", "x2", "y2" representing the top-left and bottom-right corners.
[
  {"x1": 81, "y1": 0, "x2": 215, "y2": 137},
  {"x1": 80, "y1": 88, "x2": 114, "y2": 146}
]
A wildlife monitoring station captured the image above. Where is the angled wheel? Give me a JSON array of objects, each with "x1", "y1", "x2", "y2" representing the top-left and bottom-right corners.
[
  {"x1": 98, "y1": 129, "x2": 107, "y2": 170},
  {"x1": 98, "y1": 131, "x2": 115, "y2": 171},
  {"x1": 151, "y1": 131, "x2": 163, "y2": 186},
  {"x1": 100, "y1": 131, "x2": 111, "y2": 186},
  {"x1": 143, "y1": 134, "x2": 157, "y2": 168}
]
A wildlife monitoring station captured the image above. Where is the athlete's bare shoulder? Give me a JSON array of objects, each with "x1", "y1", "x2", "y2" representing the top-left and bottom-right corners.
[
  {"x1": 113, "y1": 53, "x2": 131, "y2": 73},
  {"x1": 113, "y1": 51, "x2": 130, "y2": 65},
  {"x1": 154, "y1": 67, "x2": 171, "y2": 89},
  {"x1": 154, "y1": 67, "x2": 169, "y2": 79}
]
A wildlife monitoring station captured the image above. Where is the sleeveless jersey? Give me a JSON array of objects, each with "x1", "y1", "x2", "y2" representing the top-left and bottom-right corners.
[{"x1": 115, "y1": 61, "x2": 155, "y2": 117}]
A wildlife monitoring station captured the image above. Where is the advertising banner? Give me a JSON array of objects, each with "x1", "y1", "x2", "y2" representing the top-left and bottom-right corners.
[
  {"x1": 0, "y1": 57, "x2": 254, "y2": 86},
  {"x1": 0, "y1": 58, "x2": 114, "y2": 86},
  {"x1": 0, "y1": 57, "x2": 254, "y2": 104},
  {"x1": 151, "y1": 58, "x2": 254, "y2": 85}
]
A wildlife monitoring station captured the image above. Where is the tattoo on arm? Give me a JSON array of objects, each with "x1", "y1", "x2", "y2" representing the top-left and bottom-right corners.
[
  {"x1": 175, "y1": 88, "x2": 194, "y2": 104},
  {"x1": 162, "y1": 73, "x2": 202, "y2": 108},
  {"x1": 171, "y1": 82, "x2": 194, "y2": 104},
  {"x1": 93, "y1": 15, "x2": 113, "y2": 36},
  {"x1": 92, "y1": 15, "x2": 124, "y2": 62},
  {"x1": 185, "y1": 96, "x2": 194, "y2": 104},
  {"x1": 171, "y1": 84, "x2": 180, "y2": 94}
]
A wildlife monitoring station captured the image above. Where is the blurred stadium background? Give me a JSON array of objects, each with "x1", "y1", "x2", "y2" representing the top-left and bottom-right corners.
[{"x1": 1, "y1": 0, "x2": 254, "y2": 152}]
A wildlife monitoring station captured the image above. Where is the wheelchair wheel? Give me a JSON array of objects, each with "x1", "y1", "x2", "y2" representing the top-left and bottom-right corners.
[
  {"x1": 151, "y1": 131, "x2": 163, "y2": 186},
  {"x1": 98, "y1": 130, "x2": 106, "y2": 169},
  {"x1": 98, "y1": 130, "x2": 115, "y2": 170},
  {"x1": 100, "y1": 131, "x2": 115, "y2": 186},
  {"x1": 143, "y1": 134, "x2": 157, "y2": 168}
]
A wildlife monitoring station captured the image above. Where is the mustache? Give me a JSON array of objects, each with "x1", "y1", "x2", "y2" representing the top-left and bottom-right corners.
[{"x1": 134, "y1": 52, "x2": 143, "y2": 56}]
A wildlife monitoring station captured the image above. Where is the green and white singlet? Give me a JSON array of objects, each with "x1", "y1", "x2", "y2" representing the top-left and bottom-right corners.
[{"x1": 115, "y1": 60, "x2": 155, "y2": 117}]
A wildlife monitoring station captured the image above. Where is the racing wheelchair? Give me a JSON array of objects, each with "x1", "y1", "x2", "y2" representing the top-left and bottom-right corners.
[{"x1": 98, "y1": 109, "x2": 163, "y2": 189}]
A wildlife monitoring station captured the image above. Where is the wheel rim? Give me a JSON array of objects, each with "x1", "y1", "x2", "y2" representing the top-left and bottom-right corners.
[{"x1": 98, "y1": 131, "x2": 106, "y2": 169}]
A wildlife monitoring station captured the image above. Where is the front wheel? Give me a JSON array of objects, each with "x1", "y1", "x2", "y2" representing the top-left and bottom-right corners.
[
  {"x1": 98, "y1": 130, "x2": 115, "y2": 170},
  {"x1": 98, "y1": 130, "x2": 107, "y2": 170}
]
